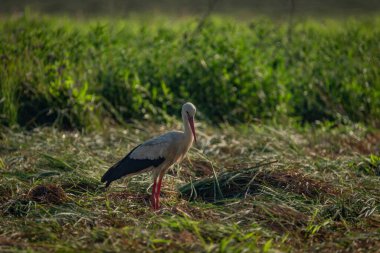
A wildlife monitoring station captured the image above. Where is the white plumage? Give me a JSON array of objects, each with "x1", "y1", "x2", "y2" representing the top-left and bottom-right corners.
[{"x1": 129, "y1": 132, "x2": 180, "y2": 160}]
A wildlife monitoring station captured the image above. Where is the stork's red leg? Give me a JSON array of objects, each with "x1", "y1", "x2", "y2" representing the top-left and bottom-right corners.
[
  {"x1": 155, "y1": 173, "x2": 164, "y2": 209},
  {"x1": 151, "y1": 178, "x2": 158, "y2": 210}
]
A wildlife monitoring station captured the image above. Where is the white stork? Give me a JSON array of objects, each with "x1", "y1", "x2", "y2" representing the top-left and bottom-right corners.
[{"x1": 101, "y1": 102, "x2": 197, "y2": 209}]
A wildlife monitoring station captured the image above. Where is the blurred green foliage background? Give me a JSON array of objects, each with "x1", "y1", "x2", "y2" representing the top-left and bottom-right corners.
[
  {"x1": 2, "y1": 0, "x2": 380, "y2": 17},
  {"x1": 0, "y1": 15, "x2": 380, "y2": 128},
  {"x1": 0, "y1": 1, "x2": 379, "y2": 129}
]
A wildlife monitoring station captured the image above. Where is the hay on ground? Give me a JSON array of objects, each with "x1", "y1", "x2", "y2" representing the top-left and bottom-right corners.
[{"x1": 179, "y1": 166, "x2": 339, "y2": 202}]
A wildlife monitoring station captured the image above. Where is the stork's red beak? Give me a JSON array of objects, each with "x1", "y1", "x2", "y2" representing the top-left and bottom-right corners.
[{"x1": 188, "y1": 116, "x2": 197, "y2": 143}]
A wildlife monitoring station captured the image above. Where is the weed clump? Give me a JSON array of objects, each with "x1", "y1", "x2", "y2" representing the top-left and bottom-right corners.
[{"x1": 27, "y1": 184, "x2": 67, "y2": 204}]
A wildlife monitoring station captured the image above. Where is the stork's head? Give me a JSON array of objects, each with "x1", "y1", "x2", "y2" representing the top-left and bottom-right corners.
[{"x1": 182, "y1": 102, "x2": 197, "y2": 143}]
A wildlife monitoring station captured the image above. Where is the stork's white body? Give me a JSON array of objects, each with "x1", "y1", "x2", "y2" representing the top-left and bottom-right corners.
[
  {"x1": 101, "y1": 102, "x2": 197, "y2": 209},
  {"x1": 129, "y1": 130, "x2": 193, "y2": 170}
]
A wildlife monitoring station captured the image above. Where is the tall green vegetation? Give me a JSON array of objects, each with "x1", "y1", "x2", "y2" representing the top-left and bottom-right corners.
[{"x1": 1, "y1": 14, "x2": 379, "y2": 129}]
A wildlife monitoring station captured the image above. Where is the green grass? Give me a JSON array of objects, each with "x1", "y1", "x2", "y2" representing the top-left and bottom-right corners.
[
  {"x1": 0, "y1": 122, "x2": 379, "y2": 252},
  {"x1": 1, "y1": 13, "x2": 380, "y2": 129}
]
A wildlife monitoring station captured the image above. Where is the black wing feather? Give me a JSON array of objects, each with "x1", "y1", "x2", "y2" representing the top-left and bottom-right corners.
[{"x1": 101, "y1": 145, "x2": 165, "y2": 187}]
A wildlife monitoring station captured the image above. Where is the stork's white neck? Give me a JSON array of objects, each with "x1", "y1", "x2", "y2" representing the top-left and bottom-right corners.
[{"x1": 182, "y1": 111, "x2": 193, "y2": 141}]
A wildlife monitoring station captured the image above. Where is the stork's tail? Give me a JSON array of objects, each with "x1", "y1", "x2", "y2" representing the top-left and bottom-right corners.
[{"x1": 101, "y1": 145, "x2": 165, "y2": 188}]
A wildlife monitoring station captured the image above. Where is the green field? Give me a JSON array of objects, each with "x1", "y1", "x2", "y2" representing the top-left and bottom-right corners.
[
  {"x1": 1, "y1": 12, "x2": 380, "y2": 253},
  {"x1": 1, "y1": 13, "x2": 380, "y2": 129}
]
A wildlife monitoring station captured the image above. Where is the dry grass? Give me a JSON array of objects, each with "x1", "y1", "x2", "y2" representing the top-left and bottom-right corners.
[
  {"x1": 0, "y1": 122, "x2": 379, "y2": 252},
  {"x1": 179, "y1": 167, "x2": 341, "y2": 202}
]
